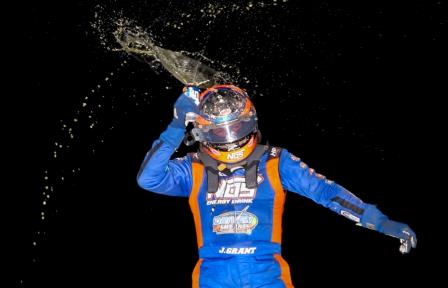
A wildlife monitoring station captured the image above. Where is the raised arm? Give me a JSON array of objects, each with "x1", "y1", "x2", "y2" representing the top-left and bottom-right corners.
[{"x1": 137, "y1": 86, "x2": 200, "y2": 197}]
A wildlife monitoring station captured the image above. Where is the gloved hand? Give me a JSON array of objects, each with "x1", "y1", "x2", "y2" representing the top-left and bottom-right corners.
[
  {"x1": 170, "y1": 85, "x2": 201, "y2": 128},
  {"x1": 379, "y1": 220, "x2": 417, "y2": 254},
  {"x1": 160, "y1": 85, "x2": 201, "y2": 149}
]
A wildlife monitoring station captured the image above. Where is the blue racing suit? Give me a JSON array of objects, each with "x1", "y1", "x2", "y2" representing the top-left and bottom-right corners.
[{"x1": 137, "y1": 126, "x2": 394, "y2": 288}]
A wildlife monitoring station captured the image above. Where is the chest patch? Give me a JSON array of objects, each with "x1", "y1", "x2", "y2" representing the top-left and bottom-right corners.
[
  {"x1": 212, "y1": 208, "x2": 258, "y2": 235},
  {"x1": 206, "y1": 175, "x2": 264, "y2": 205}
]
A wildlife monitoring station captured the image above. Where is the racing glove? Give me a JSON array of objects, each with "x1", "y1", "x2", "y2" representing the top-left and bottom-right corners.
[
  {"x1": 160, "y1": 85, "x2": 200, "y2": 148},
  {"x1": 171, "y1": 85, "x2": 201, "y2": 128},
  {"x1": 378, "y1": 220, "x2": 417, "y2": 254},
  {"x1": 360, "y1": 204, "x2": 417, "y2": 254}
]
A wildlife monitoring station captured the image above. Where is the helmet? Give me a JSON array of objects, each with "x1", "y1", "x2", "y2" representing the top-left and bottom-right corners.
[{"x1": 191, "y1": 84, "x2": 259, "y2": 163}]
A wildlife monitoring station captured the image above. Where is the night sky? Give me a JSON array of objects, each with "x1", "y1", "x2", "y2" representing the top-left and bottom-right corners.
[{"x1": 13, "y1": 0, "x2": 443, "y2": 287}]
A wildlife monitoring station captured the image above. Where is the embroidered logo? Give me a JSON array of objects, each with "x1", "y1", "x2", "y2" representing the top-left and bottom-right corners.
[
  {"x1": 213, "y1": 207, "x2": 258, "y2": 235},
  {"x1": 207, "y1": 175, "x2": 263, "y2": 205}
]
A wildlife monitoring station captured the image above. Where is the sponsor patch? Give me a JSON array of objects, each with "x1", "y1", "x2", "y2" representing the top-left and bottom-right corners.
[
  {"x1": 341, "y1": 210, "x2": 360, "y2": 222},
  {"x1": 207, "y1": 175, "x2": 263, "y2": 205},
  {"x1": 213, "y1": 208, "x2": 258, "y2": 235}
]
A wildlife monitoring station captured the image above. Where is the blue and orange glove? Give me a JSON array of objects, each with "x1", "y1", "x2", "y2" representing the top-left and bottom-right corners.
[
  {"x1": 360, "y1": 204, "x2": 417, "y2": 254},
  {"x1": 160, "y1": 85, "x2": 201, "y2": 148}
]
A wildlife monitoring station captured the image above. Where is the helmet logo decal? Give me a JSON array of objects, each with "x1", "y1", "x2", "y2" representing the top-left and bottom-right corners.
[
  {"x1": 202, "y1": 133, "x2": 257, "y2": 163},
  {"x1": 227, "y1": 149, "x2": 245, "y2": 161}
]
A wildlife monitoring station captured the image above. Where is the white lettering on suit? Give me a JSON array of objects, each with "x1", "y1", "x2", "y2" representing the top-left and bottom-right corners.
[{"x1": 206, "y1": 175, "x2": 263, "y2": 205}]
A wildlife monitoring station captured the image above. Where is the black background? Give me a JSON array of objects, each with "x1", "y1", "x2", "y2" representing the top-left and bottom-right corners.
[{"x1": 12, "y1": 0, "x2": 443, "y2": 287}]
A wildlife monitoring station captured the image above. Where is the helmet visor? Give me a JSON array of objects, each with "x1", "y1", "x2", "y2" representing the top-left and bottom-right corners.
[{"x1": 194, "y1": 115, "x2": 257, "y2": 144}]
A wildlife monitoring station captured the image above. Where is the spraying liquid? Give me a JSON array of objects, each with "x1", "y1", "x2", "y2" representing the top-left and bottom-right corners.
[{"x1": 114, "y1": 25, "x2": 233, "y2": 88}]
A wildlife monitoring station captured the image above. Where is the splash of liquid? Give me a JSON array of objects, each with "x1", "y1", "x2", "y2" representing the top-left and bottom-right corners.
[{"x1": 114, "y1": 23, "x2": 233, "y2": 88}]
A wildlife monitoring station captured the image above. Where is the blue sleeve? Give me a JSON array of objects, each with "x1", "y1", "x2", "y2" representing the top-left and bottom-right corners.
[
  {"x1": 136, "y1": 126, "x2": 192, "y2": 197},
  {"x1": 279, "y1": 149, "x2": 388, "y2": 228}
]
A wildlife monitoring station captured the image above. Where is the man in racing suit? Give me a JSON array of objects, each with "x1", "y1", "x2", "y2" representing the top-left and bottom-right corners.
[{"x1": 137, "y1": 84, "x2": 417, "y2": 288}]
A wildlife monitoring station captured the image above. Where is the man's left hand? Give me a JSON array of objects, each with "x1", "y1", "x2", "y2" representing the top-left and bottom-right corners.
[{"x1": 379, "y1": 220, "x2": 417, "y2": 254}]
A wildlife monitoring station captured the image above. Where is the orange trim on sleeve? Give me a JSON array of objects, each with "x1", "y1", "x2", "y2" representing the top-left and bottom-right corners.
[
  {"x1": 189, "y1": 162, "x2": 204, "y2": 248},
  {"x1": 192, "y1": 258, "x2": 203, "y2": 288},
  {"x1": 266, "y1": 157, "x2": 286, "y2": 244},
  {"x1": 274, "y1": 254, "x2": 294, "y2": 287}
]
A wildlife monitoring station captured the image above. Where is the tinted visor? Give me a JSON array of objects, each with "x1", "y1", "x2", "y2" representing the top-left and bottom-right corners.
[
  {"x1": 208, "y1": 133, "x2": 253, "y2": 152},
  {"x1": 199, "y1": 115, "x2": 256, "y2": 144}
]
